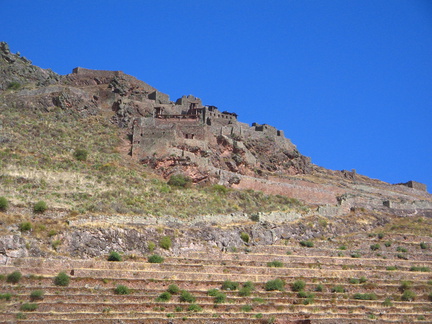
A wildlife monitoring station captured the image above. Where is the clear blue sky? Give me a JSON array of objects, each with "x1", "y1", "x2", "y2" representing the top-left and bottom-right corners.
[{"x1": 3, "y1": 1, "x2": 432, "y2": 190}]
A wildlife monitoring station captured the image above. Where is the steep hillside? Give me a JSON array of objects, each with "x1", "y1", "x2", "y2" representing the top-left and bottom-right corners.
[{"x1": 1, "y1": 42, "x2": 432, "y2": 323}]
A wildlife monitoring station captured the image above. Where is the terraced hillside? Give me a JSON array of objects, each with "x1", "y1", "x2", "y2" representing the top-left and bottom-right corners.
[{"x1": 1, "y1": 226, "x2": 431, "y2": 324}]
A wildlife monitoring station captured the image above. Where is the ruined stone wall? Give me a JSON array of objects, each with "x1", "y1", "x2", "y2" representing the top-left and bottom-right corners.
[
  {"x1": 404, "y1": 181, "x2": 427, "y2": 192},
  {"x1": 148, "y1": 91, "x2": 170, "y2": 104},
  {"x1": 72, "y1": 67, "x2": 122, "y2": 79}
]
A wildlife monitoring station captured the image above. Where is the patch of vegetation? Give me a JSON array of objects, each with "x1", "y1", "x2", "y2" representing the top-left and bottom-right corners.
[
  {"x1": 156, "y1": 292, "x2": 171, "y2": 302},
  {"x1": 213, "y1": 292, "x2": 227, "y2": 304},
  {"x1": 221, "y1": 280, "x2": 239, "y2": 291},
  {"x1": 148, "y1": 254, "x2": 164, "y2": 263},
  {"x1": 353, "y1": 293, "x2": 377, "y2": 300},
  {"x1": 187, "y1": 304, "x2": 202, "y2": 312},
  {"x1": 315, "y1": 284, "x2": 323, "y2": 292},
  {"x1": 19, "y1": 221, "x2": 32, "y2": 232},
  {"x1": 168, "y1": 174, "x2": 191, "y2": 188},
  {"x1": 382, "y1": 298, "x2": 393, "y2": 306},
  {"x1": 384, "y1": 241, "x2": 392, "y2": 247},
  {"x1": 6, "y1": 271, "x2": 22, "y2": 284},
  {"x1": 420, "y1": 242, "x2": 429, "y2": 250},
  {"x1": 297, "y1": 291, "x2": 314, "y2": 299},
  {"x1": 0, "y1": 293, "x2": 12, "y2": 301},
  {"x1": 33, "y1": 201, "x2": 47, "y2": 213},
  {"x1": 53, "y1": 272, "x2": 70, "y2": 286},
  {"x1": 350, "y1": 252, "x2": 361, "y2": 258},
  {"x1": 238, "y1": 286, "x2": 252, "y2": 297},
  {"x1": 240, "y1": 232, "x2": 249, "y2": 243},
  {"x1": 30, "y1": 290, "x2": 44, "y2": 301},
  {"x1": 241, "y1": 304, "x2": 253, "y2": 312},
  {"x1": 179, "y1": 290, "x2": 196, "y2": 303},
  {"x1": 396, "y1": 246, "x2": 407, "y2": 253},
  {"x1": 370, "y1": 243, "x2": 380, "y2": 251},
  {"x1": 159, "y1": 236, "x2": 172, "y2": 250},
  {"x1": 147, "y1": 241, "x2": 156, "y2": 252},
  {"x1": 114, "y1": 285, "x2": 131, "y2": 295},
  {"x1": 107, "y1": 251, "x2": 122, "y2": 261},
  {"x1": 410, "y1": 266, "x2": 430, "y2": 272},
  {"x1": 0, "y1": 196, "x2": 8, "y2": 211},
  {"x1": 291, "y1": 280, "x2": 306, "y2": 292},
  {"x1": 167, "y1": 284, "x2": 180, "y2": 294},
  {"x1": 265, "y1": 278, "x2": 285, "y2": 291},
  {"x1": 20, "y1": 303, "x2": 38, "y2": 311},
  {"x1": 7, "y1": 81, "x2": 21, "y2": 90},
  {"x1": 267, "y1": 260, "x2": 283, "y2": 267},
  {"x1": 300, "y1": 240, "x2": 314, "y2": 247},
  {"x1": 386, "y1": 266, "x2": 397, "y2": 271},
  {"x1": 339, "y1": 245, "x2": 347, "y2": 250},
  {"x1": 73, "y1": 148, "x2": 88, "y2": 161},
  {"x1": 331, "y1": 285, "x2": 345, "y2": 293},
  {"x1": 16, "y1": 312, "x2": 26, "y2": 319},
  {"x1": 401, "y1": 290, "x2": 416, "y2": 301}
]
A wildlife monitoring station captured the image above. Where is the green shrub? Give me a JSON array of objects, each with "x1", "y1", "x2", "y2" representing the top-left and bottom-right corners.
[
  {"x1": 0, "y1": 197, "x2": 8, "y2": 211},
  {"x1": 300, "y1": 240, "x2": 314, "y2": 247},
  {"x1": 359, "y1": 276, "x2": 367, "y2": 283},
  {"x1": 382, "y1": 298, "x2": 393, "y2": 306},
  {"x1": 187, "y1": 304, "x2": 202, "y2": 312},
  {"x1": 250, "y1": 213, "x2": 260, "y2": 222},
  {"x1": 156, "y1": 292, "x2": 172, "y2": 302},
  {"x1": 214, "y1": 292, "x2": 226, "y2": 304},
  {"x1": 396, "y1": 246, "x2": 407, "y2": 253},
  {"x1": 267, "y1": 260, "x2": 283, "y2": 268},
  {"x1": 384, "y1": 241, "x2": 392, "y2": 247},
  {"x1": 221, "y1": 280, "x2": 239, "y2": 290},
  {"x1": 401, "y1": 290, "x2": 416, "y2": 301},
  {"x1": 420, "y1": 242, "x2": 429, "y2": 250},
  {"x1": 73, "y1": 148, "x2": 88, "y2": 161},
  {"x1": 331, "y1": 285, "x2": 345, "y2": 293},
  {"x1": 211, "y1": 184, "x2": 228, "y2": 194},
  {"x1": 168, "y1": 174, "x2": 191, "y2": 188},
  {"x1": 179, "y1": 290, "x2": 196, "y2": 303},
  {"x1": 297, "y1": 291, "x2": 314, "y2": 299},
  {"x1": 240, "y1": 232, "x2": 249, "y2": 243},
  {"x1": 207, "y1": 288, "x2": 219, "y2": 296},
  {"x1": 159, "y1": 236, "x2": 172, "y2": 250},
  {"x1": 53, "y1": 272, "x2": 70, "y2": 286},
  {"x1": 107, "y1": 251, "x2": 122, "y2": 261},
  {"x1": 19, "y1": 221, "x2": 32, "y2": 232},
  {"x1": 410, "y1": 266, "x2": 430, "y2": 272},
  {"x1": 370, "y1": 244, "x2": 380, "y2": 251},
  {"x1": 238, "y1": 287, "x2": 252, "y2": 297},
  {"x1": 51, "y1": 240, "x2": 61, "y2": 250},
  {"x1": 386, "y1": 266, "x2": 397, "y2": 271},
  {"x1": 0, "y1": 293, "x2": 12, "y2": 301},
  {"x1": 351, "y1": 252, "x2": 361, "y2": 258},
  {"x1": 7, "y1": 271, "x2": 22, "y2": 284},
  {"x1": 243, "y1": 281, "x2": 255, "y2": 289},
  {"x1": 114, "y1": 285, "x2": 131, "y2": 295},
  {"x1": 147, "y1": 241, "x2": 156, "y2": 252},
  {"x1": 241, "y1": 304, "x2": 253, "y2": 312},
  {"x1": 30, "y1": 290, "x2": 44, "y2": 301},
  {"x1": 291, "y1": 280, "x2": 306, "y2": 292},
  {"x1": 377, "y1": 233, "x2": 384, "y2": 239},
  {"x1": 20, "y1": 303, "x2": 38, "y2": 311},
  {"x1": 33, "y1": 201, "x2": 47, "y2": 213},
  {"x1": 428, "y1": 292, "x2": 432, "y2": 301},
  {"x1": 349, "y1": 278, "x2": 360, "y2": 284},
  {"x1": 339, "y1": 245, "x2": 347, "y2": 250},
  {"x1": 175, "y1": 306, "x2": 183, "y2": 312},
  {"x1": 353, "y1": 293, "x2": 377, "y2": 300},
  {"x1": 16, "y1": 312, "x2": 26, "y2": 319},
  {"x1": 7, "y1": 81, "x2": 21, "y2": 90},
  {"x1": 148, "y1": 254, "x2": 164, "y2": 263},
  {"x1": 400, "y1": 281, "x2": 412, "y2": 291},
  {"x1": 167, "y1": 284, "x2": 180, "y2": 294},
  {"x1": 265, "y1": 278, "x2": 285, "y2": 291}
]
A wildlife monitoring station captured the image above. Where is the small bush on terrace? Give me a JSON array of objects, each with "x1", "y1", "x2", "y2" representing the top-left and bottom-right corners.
[
  {"x1": 410, "y1": 266, "x2": 430, "y2": 272},
  {"x1": 332, "y1": 285, "x2": 345, "y2": 293},
  {"x1": 19, "y1": 221, "x2": 32, "y2": 232},
  {"x1": 214, "y1": 292, "x2": 226, "y2": 304},
  {"x1": 156, "y1": 292, "x2": 171, "y2": 302},
  {"x1": 30, "y1": 290, "x2": 44, "y2": 301},
  {"x1": 20, "y1": 303, "x2": 38, "y2": 312},
  {"x1": 73, "y1": 148, "x2": 88, "y2": 161},
  {"x1": 167, "y1": 284, "x2": 180, "y2": 294},
  {"x1": 7, "y1": 81, "x2": 21, "y2": 90},
  {"x1": 114, "y1": 285, "x2": 131, "y2": 295},
  {"x1": 53, "y1": 272, "x2": 70, "y2": 286},
  {"x1": 148, "y1": 254, "x2": 164, "y2": 263},
  {"x1": 370, "y1": 244, "x2": 380, "y2": 251},
  {"x1": 267, "y1": 260, "x2": 283, "y2": 268},
  {"x1": 420, "y1": 242, "x2": 429, "y2": 249},
  {"x1": 265, "y1": 278, "x2": 285, "y2": 291},
  {"x1": 159, "y1": 236, "x2": 172, "y2": 250},
  {"x1": 107, "y1": 251, "x2": 122, "y2": 261},
  {"x1": 0, "y1": 196, "x2": 9, "y2": 211},
  {"x1": 401, "y1": 290, "x2": 416, "y2": 301},
  {"x1": 168, "y1": 174, "x2": 191, "y2": 188},
  {"x1": 7, "y1": 271, "x2": 22, "y2": 284},
  {"x1": 179, "y1": 290, "x2": 196, "y2": 303},
  {"x1": 240, "y1": 232, "x2": 249, "y2": 243},
  {"x1": 0, "y1": 293, "x2": 12, "y2": 301},
  {"x1": 187, "y1": 304, "x2": 202, "y2": 312},
  {"x1": 292, "y1": 280, "x2": 306, "y2": 292},
  {"x1": 221, "y1": 280, "x2": 239, "y2": 290},
  {"x1": 300, "y1": 240, "x2": 314, "y2": 248},
  {"x1": 33, "y1": 201, "x2": 47, "y2": 213},
  {"x1": 353, "y1": 293, "x2": 377, "y2": 300},
  {"x1": 400, "y1": 281, "x2": 412, "y2": 291}
]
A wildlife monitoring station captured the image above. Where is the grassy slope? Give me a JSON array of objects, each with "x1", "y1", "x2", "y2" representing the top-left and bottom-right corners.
[{"x1": 0, "y1": 102, "x2": 306, "y2": 218}]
